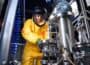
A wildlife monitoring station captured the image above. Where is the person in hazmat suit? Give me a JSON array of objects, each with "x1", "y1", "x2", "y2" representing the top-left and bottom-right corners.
[{"x1": 21, "y1": 6, "x2": 48, "y2": 65}]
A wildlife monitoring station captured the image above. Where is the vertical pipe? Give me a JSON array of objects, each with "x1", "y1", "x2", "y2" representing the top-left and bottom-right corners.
[
  {"x1": 58, "y1": 13, "x2": 74, "y2": 65},
  {"x1": 0, "y1": 0, "x2": 18, "y2": 64},
  {"x1": 79, "y1": 0, "x2": 90, "y2": 39},
  {"x1": 59, "y1": 16, "x2": 68, "y2": 48}
]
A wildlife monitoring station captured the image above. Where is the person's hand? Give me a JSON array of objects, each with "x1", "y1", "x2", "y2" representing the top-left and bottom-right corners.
[{"x1": 37, "y1": 39, "x2": 43, "y2": 49}]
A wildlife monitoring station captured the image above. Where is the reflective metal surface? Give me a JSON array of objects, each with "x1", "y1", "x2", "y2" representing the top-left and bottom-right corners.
[{"x1": 0, "y1": 0, "x2": 18, "y2": 65}]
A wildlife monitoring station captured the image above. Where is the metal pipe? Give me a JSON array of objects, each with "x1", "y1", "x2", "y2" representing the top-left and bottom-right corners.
[
  {"x1": 0, "y1": 0, "x2": 18, "y2": 64},
  {"x1": 58, "y1": 14, "x2": 74, "y2": 65},
  {"x1": 59, "y1": 15, "x2": 68, "y2": 49},
  {"x1": 79, "y1": 0, "x2": 90, "y2": 39}
]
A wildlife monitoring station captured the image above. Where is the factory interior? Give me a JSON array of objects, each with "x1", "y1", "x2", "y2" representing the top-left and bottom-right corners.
[{"x1": 0, "y1": 0, "x2": 90, "y2": 65}]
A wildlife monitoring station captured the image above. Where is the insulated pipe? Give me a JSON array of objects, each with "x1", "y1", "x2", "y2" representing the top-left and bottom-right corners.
[
  {"x1": 58, "y1": 12, "x2": 74, "y2": 65},
  {"x1": 48, "y1": 1, "x2": 75, "y2": 65}
]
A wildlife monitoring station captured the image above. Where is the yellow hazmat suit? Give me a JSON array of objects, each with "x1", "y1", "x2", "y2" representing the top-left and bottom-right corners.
[{"x1": 21, "y1": 19, "x2": 48, "y2": 65}]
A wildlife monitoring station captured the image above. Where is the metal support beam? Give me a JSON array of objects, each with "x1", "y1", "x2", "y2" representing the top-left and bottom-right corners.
[
  {"x1": 0, "y1": 0, "x2": 18, "y2": 65},
  {"x1": 79, "y1": 0, "x2": 90, "y2": 39}
]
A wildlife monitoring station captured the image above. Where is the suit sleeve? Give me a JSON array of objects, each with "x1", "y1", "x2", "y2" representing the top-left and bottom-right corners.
[{"x1": 21, "y1": 20, "x2": 40, "y2": 44}]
